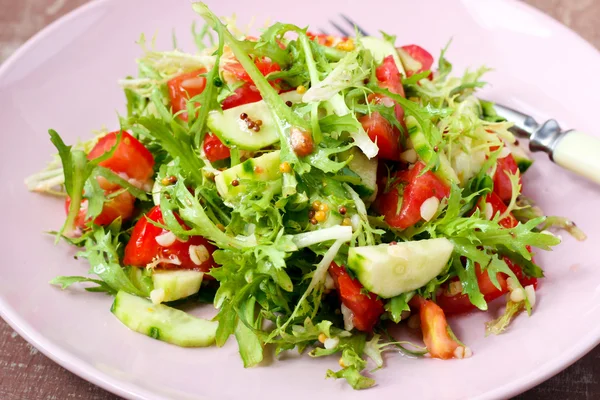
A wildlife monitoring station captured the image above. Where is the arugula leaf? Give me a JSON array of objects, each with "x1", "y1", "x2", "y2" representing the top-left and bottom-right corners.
[
  {"x1": 94, "y1": 166, "x2": 149, "y2": 201},
  {"x1": 485, "y1": 300, "x2": 525, "y2": 336},
  {"x1": 48, "y1": 130, "x2": 122, "y2": 237},
  {"x1": 385, "y1": 292, "x2": 414, "y2": 323},
  {"x1": 234, "y1": 297, "x2": 264, "y2": 367},
  {"x1": 50, "y1": 276, "x2": 113, "y2": 293},
  {"x1": 77, "y1": 226, "x2": 150, "y2": 297},
  {"x1": 303, "y1": 48, "x2": 369, "y2": 102},
  {"x1": 189, "y1": 26, "x2": 225, "y2": 147},
  {"x1": 320, "y1": 334, "x2": 375, "y2": 390}
]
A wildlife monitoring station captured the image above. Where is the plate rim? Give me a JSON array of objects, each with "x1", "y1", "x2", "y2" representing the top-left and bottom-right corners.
[{"x1": 1, "y1": 0, "x2": 599, "y2": 399}]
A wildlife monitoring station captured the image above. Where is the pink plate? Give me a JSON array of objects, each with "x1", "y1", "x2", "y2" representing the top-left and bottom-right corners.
[{"x1": 1, "y1": 0, "x2": 599, "y2": 399}]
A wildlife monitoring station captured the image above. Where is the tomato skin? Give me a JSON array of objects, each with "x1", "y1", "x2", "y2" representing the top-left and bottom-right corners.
[
  {"x1": 167, "y1": 68, "x2": 207, "y2": 118},
  {"x1": 223, "y1": 60, "x2": 281, "y2": 85},
  {"x1": 493, "y1": 154, "x2": 520, "y2": 203},
  {"x1": 413, "y1": 298, "x2": 462, "y2": 359},
  {"x1": 222, "y1": 83, "x2": 263, "y2": 110},
  {"x1": 397, "y1": 45, "x2": 434, "y2": 78},
  {"x1": 203, "y1": 133, "x2": 230, "y2": 162},
  {"x1": 374, "y1": 162, "x2": 450, "y2": 229},
  {"x1": 359, "y1": 112, "x2": 401, "y2": 160},
  {"x1": 65, "y1": 191, "x2": 135, "y2": 229},
  {"x1": 360, "y1": 55, "x2": 406, "y2": 161},
  {"x1": 123, "y1": 206, "x2": 218, "y2": 272},
  {"x1": 328, "y1": 263, "x2": 384, "y2": 332},
  {"x1": 484, "y1": 192, "x2": 518, "y2": 229},
  {"x1": 375, "y1": 55, "x2": 406, "y2": 97},
  {"x1": 87, "y1": 131, "x2": 155, "y2": 183},
  {"x1": 436, "y1": 265, "x2": 508, "y2": 315}
]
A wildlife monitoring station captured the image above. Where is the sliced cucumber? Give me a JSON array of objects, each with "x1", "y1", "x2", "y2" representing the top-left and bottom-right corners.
[
  {"x1": 207, "y1": 91, "x2": 302, "y2": 151},
  {"x1": 215, "y1": 150, "x2": 282, "y2": 203},
  {"x1": 507, "y1": 141, "x2": 533, "y2": 173},
  {"x1": 111, "y1": 291, "x2": 217, "y2": 347},
  {"x1": 360, "y1": 37, "x2": 406, "y2": 76},
  {"x1": 343, "y1": 148, "x2": 378, "y2": 197},
  {"x1": 347, "y1": 238, "x2": 454, "y2": 298},
  {"x1": 152, "y1": 269, "x2": 204, "y2": 303},
  {"x1": 406, "y1": 116, "x2": 458, "y2": 184}
]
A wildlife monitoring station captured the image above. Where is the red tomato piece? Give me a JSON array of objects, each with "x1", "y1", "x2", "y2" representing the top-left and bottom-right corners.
[
  {"x1": 328, "y1": 263, "x2": 384, "y2": 332},
  {"x1": 65, "y1": 191, "x2": 135, "y2": 229},
  {"x1": 223, "y1": 59, "x2": 281, "y2": 85},
  {"x1": 123, "y1": 206, "x2": 218, "y2": 272},
  {"x1": 359, "y1": 112, "x2": 401, "y2": 161},
  {"x1": 360, "y1": 55, "x2": 406, "y2": 160},
  {"x1": 493, "y1": 154, "x2": 520, "y2": 203},
  {"x1": 375, "y1": 55, "x2": 406, "y2": 97},
  {"x1": 374, "y1": 162, "x2": 450, "y2": 229},
  {"x1": 483, "y1": 192, "x2": 518, "y2": 229},
  {"x1": 222, "y1": 83, "x2": 263, "y2": 110},
  {"x1": 436, "y1": 264, "x2": 508, "y2": 315},
  {"x1": 87, "y1": 131, "x2": 155, "y2": 183},
  {"x1": 416, "y1": 299, "x2": 463, "y2": 359},
  {"x1": 203, "y1": 133, "x2": 230, "y2": 162},
  {"x1": 397, "y1": 45, "x2": 434, "y2": 78},
  {"x1": 167, "y1": 68, "x2": 207, "y2": 118}
]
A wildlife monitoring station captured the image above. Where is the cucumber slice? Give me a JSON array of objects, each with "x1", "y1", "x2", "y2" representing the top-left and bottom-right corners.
[
  {"x1": 343, "y1": 148, "x2": 378, "y2": 197},
  {"x1": 347, "y1": 238, "x2": 454, "y2": 298},
  {"x1": 111, "y1": 291, "x2": 217, "y2": 347},
  {"x1": 360, "y1": 37, "x2": 406, "y2": 76},
  {"x1": 215, "y1": 150, "x2": 282, "y2": 203},
  {"x1": 152, "y1": 270, "x2": 204, "y2": 303},
  {"x1": 207, "y1": 92, "x2": 302, "y2": 151},
  {"x1": 508, "y1": 142, "x2": 533, "y2": 173},
  {"x1": 406, "y1": 116, "x2": 458, "y2": 184}
]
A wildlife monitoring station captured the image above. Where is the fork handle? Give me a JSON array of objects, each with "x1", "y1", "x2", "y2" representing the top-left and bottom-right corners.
[{"x1": 552, "y1": 130, "x2": 600, "y2": 184}]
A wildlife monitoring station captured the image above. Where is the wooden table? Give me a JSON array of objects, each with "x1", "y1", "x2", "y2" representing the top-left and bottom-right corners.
[{"x1": 1, "y1": 0, "x2": 599, "y2": 399}]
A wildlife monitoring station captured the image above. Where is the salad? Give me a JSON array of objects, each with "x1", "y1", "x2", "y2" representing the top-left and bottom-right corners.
[{"x1": 25, "y1": 2, "x2": 586, "y2": 390}]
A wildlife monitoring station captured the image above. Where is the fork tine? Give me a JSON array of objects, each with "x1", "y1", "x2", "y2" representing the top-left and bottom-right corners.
[
  {"x1": 329, "y1": 20, "x2": 351, "y2": 37},
  {"x1": 339, "y1": 14, "x2": 370, "y2": 36}
]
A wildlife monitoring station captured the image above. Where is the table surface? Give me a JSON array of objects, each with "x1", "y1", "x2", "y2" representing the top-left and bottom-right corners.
[{"x1": 1, "y1": 0, "x2": 599, "y2": 399}]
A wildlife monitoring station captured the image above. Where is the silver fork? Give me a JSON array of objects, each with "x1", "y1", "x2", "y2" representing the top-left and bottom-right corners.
[{"x1": 323, "y1": 14, "x2": 369, "y2": 37}]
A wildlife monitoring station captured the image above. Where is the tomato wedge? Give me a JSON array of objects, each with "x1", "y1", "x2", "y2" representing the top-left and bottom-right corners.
[
  {"x1": 123, "y1": 206, "x2": 218, "y2": 272},
  {"x1": 374, "y1": 162, "x2": 450, "y2": 229},
  {"x1": 359, "y1": 55, "x2": 406, "y2": 161},
  {"x1": 87, "y1": 131, "x2": 155, "y2": 183},
  {"x1": 167, "y1": 68, "x2": 207, "y2": 119},
  {"x1": 66, "y1": 191, "x2": 135, "y2": 229},
  {"x1": 359, "y1": 111, "x2": 400, "y2": 160},
  {"x1": 413, "y1": 298, "x2": 463, "y2": 359},
  {"x1": 397, "y1": 45, "x2": 434, "y2": 78},
  {"x1": 328, "y1": 263, "x2": 384, "y2": 332},
  {"x1": 493, "y1": 153, "x2": 520, "y2": 203},
  {"x1": 203, "y1": 133, "x2": 230, "y2": 162},
  {"x1": 483, "y1": 192, "x2": 518, "y2": 229},
  {"x1": 222, "y1": 83, "x2": 263, "y2": 110},
  {"x1": 436, "y1": 265, "x2": 508, "y2": 315},
  {"x1": 375, "y1": 55, "x2": 405, "y2": 97},
  {"x1": 223, "y1": 59, "x2": 281, "y2": 85}
]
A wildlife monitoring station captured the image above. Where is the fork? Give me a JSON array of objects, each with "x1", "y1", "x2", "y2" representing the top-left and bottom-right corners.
[{"x1": 324, "y1": 15, "x2": 600, "y2": 185}]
